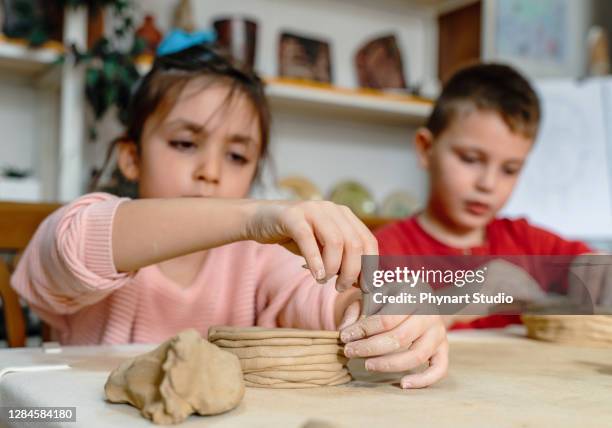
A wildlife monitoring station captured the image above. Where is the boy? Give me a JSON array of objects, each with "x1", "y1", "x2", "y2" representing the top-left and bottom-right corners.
[{"x1": 375, "y1": 63, "x2": 599, "y2": 329}]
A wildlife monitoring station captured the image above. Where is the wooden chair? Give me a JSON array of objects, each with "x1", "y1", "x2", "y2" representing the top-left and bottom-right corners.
[{"x1": 0, "y1": 201, "x2": 62, "y2": 347}]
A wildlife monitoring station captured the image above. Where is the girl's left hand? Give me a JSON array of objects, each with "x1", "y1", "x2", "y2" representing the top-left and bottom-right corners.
[{"x1": 338, "y1": 301, "x2": 449, "y2": 389}]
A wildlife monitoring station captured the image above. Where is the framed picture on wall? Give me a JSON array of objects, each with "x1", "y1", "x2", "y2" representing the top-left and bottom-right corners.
[
  {"x1": 483, "y1": 0, "x2": 573, "y2": 77},
  {"x1": 355, "y1": 34, "x2": 407, "y2": 90},
  {"x1": 278, "y1": 32, "x2": 332, "y2": 83},
  {"x1": 213, "y1": 17, "x2": 258, "y2": 70}
]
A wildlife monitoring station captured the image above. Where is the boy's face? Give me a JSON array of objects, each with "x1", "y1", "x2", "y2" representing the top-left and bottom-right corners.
[{"x1": 417, "y1": 109, "x2": 533, "y2": 232}]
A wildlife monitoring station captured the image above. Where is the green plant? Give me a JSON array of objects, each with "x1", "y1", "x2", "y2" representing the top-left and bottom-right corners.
[
  {"x1": 77, "y1": 37, "x2": 144, "y2": 134},
  {"x1": 8, "y1": 0, "x2": 128, "y2": 45},
  {"x1": 68, "y1": 0, "x2": 145, "y2": 138},
  {"x1": 13, "y1": 0, "x2": 145, "y2": 138}
]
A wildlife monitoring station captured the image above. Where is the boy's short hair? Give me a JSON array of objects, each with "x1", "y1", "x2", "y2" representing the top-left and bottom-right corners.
[{"x1": 426, "y1": 63, "x2": 541, "y2": 139}]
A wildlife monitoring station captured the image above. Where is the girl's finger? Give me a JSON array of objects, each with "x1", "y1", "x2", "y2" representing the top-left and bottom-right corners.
[
  {"x1": 338, "y1": 300, "x2": 361, "y2": 331},
  {"x1": 308, "y1": 204, "x2": 344, "y2": 283},
  {"x1": 399, "y1": 340, "x2": 449, "y2": 389},
  {"x1": 340, "y1": 206, "x2": 379, "y2": 292},
  {"x1": 343, "y1": 315, "x2": 441, "y2": 358},
  {"x1": 340, "y1": 314, "x2": 406, "y2": 343},
  {"x1": 362, "y1": 323, "x2": 446, "y2": 372},
  {"x1": 285, "y1": 218, "x2": 326, "y2": 281},
  {"x1": 341, "y1": 205, "x2": 379, "y2": 257},
  {"x1": 334, "y1": 206, "x2": 365, "y2": 292}
]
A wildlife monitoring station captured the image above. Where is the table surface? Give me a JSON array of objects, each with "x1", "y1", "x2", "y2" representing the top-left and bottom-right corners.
[{"x1": 1, "y1": 327, "x2": 611, "y2": 428}]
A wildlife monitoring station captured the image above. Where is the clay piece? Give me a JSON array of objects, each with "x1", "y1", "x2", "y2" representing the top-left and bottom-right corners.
[
  {"x1": 105, "y1": 329, "x2": 244, "y2": 424},
  {"x1": 522, "y1": 315, "x2": 612, "y2": 347},
  {"x1": 209, "y1": 326, "x2": 352, "y2": 388},
  {"x1": 209, "y1": 326, "x2": 340, "y2": 341}
]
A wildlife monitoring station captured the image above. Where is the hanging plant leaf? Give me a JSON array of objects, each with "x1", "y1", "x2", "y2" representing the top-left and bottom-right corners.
[
  {"x1": 130, "y1": 37, "x2": 146, "y2": 56},
  {"x1": 105, "y1": 85, "x2": 118, "y2": 110},
  {"x1": 70, "y1": 43, "x2": 87, "y2": 64},
  {"x1": 85, "y1": 68, "x2": 100, "y2": 88},
  {"x1": 103, "y1": 59, "x2": 118, "y2": 80},
  {"x1": 21, "y1": 0, "x2": 140, "y2": 138},
  {"x1": 89, "y1": 126, "x2": 98, "y2": 141},
  {"x1": 123, "y1": 16, "x2": 133, "y2": 30},
  {"x1": 85, "y1": 72, "x2": 106, "y2": 119},
  {"x1": 28, "y1": 27, "x2": 49, "y2": 47},
  {"x1": 90, "y1": 37, "x2": 111, "y2": 58},
  {"x1": 114, "y1": 0, "x2": 129, "y2": 14}
]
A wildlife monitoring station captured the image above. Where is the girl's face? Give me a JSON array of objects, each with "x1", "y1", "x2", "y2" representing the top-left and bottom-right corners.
[
  {"x1": 128, "y1": 80, "x2": 262, "y2": 199},
  {"x1": 417, "y1": 109, "x2": 532, "y2": 232}
]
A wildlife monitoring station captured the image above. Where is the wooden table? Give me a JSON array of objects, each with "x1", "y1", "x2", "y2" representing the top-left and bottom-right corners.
[{"x1": 0, "y1": 328, "x2": 611, "y2": 427}]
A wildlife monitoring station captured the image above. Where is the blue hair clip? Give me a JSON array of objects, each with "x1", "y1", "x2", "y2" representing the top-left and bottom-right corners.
[{"x1": 157, "y1": 29, "x2": 217, "y2": 56}]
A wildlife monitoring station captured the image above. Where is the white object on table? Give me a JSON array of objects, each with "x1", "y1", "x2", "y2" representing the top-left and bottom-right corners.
[{"x1": 0, "y1": 364, "x2": 70, "y2": 380}]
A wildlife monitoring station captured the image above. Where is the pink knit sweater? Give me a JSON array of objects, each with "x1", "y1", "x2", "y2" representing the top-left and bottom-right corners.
[{"x1": 11, "y1": 193, "x2": 339, "y2": 345}]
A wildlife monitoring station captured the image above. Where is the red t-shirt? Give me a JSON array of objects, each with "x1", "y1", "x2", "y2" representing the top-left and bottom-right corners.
[{"x1": 374, "y1": 216, "x2": 591, "y2": 329}]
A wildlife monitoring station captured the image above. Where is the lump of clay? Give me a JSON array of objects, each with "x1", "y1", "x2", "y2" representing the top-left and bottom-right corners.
[{"x1": 105, "y1": 329, "x2": 244, "y2": 425}]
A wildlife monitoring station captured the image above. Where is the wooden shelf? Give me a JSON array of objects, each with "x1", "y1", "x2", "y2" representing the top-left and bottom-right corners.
[
  {"x1": 134, "y1": 56, "x2": 432, "y2": 125},
  {"x1": 0, "y1": 36, "x2": 62, "y2": 78},
  {"x1": 266, "y1": 78, "x2": 432, "y2": 125}
]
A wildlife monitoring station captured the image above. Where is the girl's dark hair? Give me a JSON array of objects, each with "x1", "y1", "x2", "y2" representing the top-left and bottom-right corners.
[{"x1": 90, "y1": 44, "x2": 270, "y2": 195}]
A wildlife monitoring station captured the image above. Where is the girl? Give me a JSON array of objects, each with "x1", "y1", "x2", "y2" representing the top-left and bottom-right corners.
[{"x1": 11, "y1": 44, "x2": 447, "y2": 389}]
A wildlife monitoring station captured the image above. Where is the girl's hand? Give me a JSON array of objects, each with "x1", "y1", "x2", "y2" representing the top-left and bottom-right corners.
[
  {"x1": 244, "y1": 200, "x2": 378, "y2": 292},
  {"x1": 338, "y1": 300, "x2": 449, "y2": 389}
]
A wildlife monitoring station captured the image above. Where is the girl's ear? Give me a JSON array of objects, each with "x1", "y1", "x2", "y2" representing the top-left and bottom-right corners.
[
  {"x1": 414, "y1": 128, "x2": 434, "y2": 169},
  {"x1": 117, "y1": 141, "x2": 140, "y2": 181}
]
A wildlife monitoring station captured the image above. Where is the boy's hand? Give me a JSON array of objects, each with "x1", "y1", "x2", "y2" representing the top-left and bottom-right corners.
[
  {"x1": 464, "y1": 259, "x2": 546, "y2": 315},
  {"x1": 244, "y1": 200, "x2": 378, "y2": 292},
  {"x1": 442, "y1": 259, "x2": 546, "y2": 327},
  {"x1": 338, "y1": 300, "x2": 448, "y2": 389},
  {"x1": 480, "y1": 259, "x2": 547, "y2": 303},
  {"x1": 568, "y1": 254, "x2": 612, "y2": 306}
]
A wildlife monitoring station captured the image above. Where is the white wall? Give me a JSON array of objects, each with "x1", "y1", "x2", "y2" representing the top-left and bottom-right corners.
[
  {"x1": 0, "y1": 74, "x2": 60, "y2": 201},
  {"x1": 0, "y1": 76, "x2": 37, "y2": 173},
  {"x1": 265, "y1": 110, "x2": 428, "y2": 204}
]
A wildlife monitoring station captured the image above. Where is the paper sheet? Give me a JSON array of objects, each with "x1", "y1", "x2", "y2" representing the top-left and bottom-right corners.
[{"x1": 502, "y1": 78, "x2": 612, "y2": 239}]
